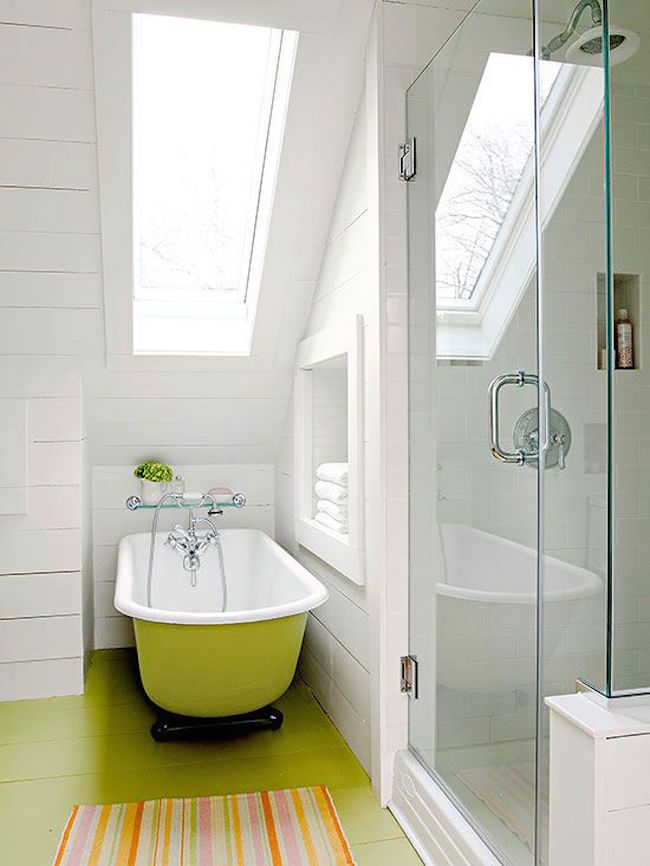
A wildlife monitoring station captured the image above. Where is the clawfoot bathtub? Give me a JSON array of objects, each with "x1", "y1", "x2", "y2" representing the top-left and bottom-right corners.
[{"x1": 114, "y1": 529, "x2": 328, "y2": 720}]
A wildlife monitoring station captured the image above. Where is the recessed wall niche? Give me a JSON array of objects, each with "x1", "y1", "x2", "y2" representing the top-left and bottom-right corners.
[
  {"x1": 293, "y1": 316, "x2": 364, "y2": 584},
  {"x1": 597, "y1": 272, "x2": 641, "y2": 370}
]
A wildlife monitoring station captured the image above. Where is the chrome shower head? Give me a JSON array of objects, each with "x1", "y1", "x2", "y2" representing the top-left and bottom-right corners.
[
  {"x1": 565, "y1": 25, "x2": 640, "y2": 66},
  {"x1": 541, "y1": 0, "x2": 640, "y2": 67}
]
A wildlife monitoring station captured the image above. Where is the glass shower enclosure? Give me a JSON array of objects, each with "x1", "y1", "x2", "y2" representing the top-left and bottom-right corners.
[{"x1": 406, "y1": 0, "x2": 649, "y2": 862}]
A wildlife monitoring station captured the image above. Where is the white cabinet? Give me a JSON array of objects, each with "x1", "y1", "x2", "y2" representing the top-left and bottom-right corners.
[{"x1": 547, "y1": 693, "x2": 650, "y2": 866}]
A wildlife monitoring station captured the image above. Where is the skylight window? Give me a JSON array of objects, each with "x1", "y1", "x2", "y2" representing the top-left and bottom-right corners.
[
  {"x1": 434, "y1": 59, "x2": 604, "y2": 360},
  {"x1": 132, "y1": 14, "x2": 296, "y2": 354},
  {"x1": 435, "y1": 53, "x2": 561, "y2": 311}
]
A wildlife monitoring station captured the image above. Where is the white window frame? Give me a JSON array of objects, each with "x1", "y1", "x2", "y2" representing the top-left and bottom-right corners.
[
  {"x1": 92, "y1": 0, "x2": 301, "y2": 370},
  {"x1": 293, "y1": 316, "x2": 364, "y2": 584},
  {"x1": 436, "y1": 65, "x2": 605, "y2": 360}
]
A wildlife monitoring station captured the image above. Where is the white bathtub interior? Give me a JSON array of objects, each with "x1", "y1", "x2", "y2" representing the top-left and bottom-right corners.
[
  {"x1": 437, "y1": 524, "x2": 602, "y2": 603},
  {"x1": 116, "y1": 529, "x2": 327, "y2": 623}
]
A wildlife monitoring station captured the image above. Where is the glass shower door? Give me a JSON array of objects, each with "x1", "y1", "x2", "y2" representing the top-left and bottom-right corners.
[{"x1": 407, "y1": 2, "x2": 540, "y2": 862}]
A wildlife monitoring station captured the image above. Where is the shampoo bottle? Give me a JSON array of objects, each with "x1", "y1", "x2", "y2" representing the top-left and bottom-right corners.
[{"x1": 615, "y1": 308, "x2": 634, "y2": 369}]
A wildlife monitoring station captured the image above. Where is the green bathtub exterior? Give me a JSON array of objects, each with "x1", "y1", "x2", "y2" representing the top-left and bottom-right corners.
[{"x1": 133, "y1": 612, "x2": 308, "y2": 717}]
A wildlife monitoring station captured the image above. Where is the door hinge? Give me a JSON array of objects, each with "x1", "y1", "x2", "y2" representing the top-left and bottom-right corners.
[
  {"x1": 398, "y1": 138, "x2": 416, "y2": 181},
  {"x1": 400, "y1": 655, "x2": 418, "y2": 697}
]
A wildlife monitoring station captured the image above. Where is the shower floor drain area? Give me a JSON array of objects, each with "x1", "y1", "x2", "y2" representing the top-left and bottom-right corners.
[{"x1": 455, "y1": 760, "x2": 546, "y2": 856}]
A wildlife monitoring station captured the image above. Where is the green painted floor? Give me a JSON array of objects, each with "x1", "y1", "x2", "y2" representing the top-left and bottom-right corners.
[{"x1": 0, "y1": 649, "x2": 422, "y2": 865}]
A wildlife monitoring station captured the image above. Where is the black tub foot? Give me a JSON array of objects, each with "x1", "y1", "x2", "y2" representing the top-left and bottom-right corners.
[{"x1": 151, "y1": 705, "x2": 284, "y2": 742}]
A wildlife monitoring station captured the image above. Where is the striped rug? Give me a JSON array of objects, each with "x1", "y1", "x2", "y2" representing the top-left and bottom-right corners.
[{"x1": 52, "y1": 786, "x2": 355, "y2": 865}]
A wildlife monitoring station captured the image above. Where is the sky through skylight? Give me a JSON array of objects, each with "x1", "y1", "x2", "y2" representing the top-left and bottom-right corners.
[{"x1": 134, "y1": 14, "x2": 282, "y2": 298}]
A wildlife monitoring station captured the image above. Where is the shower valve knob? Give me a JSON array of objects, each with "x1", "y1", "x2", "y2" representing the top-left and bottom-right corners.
[{"x1": 513, "y1": 407, "x2": 571, "y2": 470}]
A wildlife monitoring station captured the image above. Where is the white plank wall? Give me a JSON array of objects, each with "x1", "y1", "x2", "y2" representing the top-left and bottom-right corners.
[
  {"x1": 0, "y1": 5, "x2": 102, "y2": 350},
  {"x1": 276, "y1": 94, "x2": 373, "y2": 771},
  {"x1": 0, "y1": 1, "x2": 99, "y2": 697},
  {"x1": 0, "y1": 1, "x2": 289, "y2": 670},
  {"x1": 0, "y1": 359, "x2": 84, "y2": 700},
  {"x1": 0, "y1": 0, "x2": 368, "y2": 710},
  {"x1": 93, "y1": 464, "x2": 275, "y2": 647}
]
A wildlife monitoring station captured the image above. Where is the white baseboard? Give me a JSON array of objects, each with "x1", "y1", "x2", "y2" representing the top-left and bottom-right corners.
[{"x1": 390, "y1": 751, "x2": 501, "y2": 866}]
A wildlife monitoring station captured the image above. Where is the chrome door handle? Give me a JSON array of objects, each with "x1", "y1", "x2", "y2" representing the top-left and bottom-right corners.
[{"x1": 488, "y1": 371, "x2": 550, "y2": 465}]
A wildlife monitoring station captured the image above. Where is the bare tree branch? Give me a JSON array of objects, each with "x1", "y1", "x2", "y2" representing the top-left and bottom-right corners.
[{"x1": 436, "y1": 124, "x2": 530, "y2": 300}]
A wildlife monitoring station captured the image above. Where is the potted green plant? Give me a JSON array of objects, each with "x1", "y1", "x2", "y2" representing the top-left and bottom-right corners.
[{"x1": 134, "y1": 461, "x2": 174, "y2": 505}]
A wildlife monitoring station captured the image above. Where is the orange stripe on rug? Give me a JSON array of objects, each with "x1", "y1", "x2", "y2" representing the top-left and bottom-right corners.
[
  {"x1": 53, "y1": 805, "x2": 79, "y2": 866},
  {"x1": 179, "y1": 799, "x2": 186, "y2": 866},
  {"x1": 114, "y1": 801, "x2": 139, "y2": 865},
  {"x1": 162, "y1": 799, "x2": 173, "y2": 866},
  {"x1": 316, "y1": 786, "x2": 355, "y2": 865},
  {"x1": 88, "y1": 804, "x2": 112, "y2": 866},
  {"x1": 151, "y1": 799, "x2": 163, "y2": 865},
  {"x1": 230, "y1": 794, "x2": 245, "y2": 866},
  {"x1": 260, "y1": 790, "x2": 283, "y2": 866},
  {"x1": 127, "y1": 800, "x2": 144, "y2": 865}
]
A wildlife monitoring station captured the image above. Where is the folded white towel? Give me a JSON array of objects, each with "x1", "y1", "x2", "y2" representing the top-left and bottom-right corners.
[
  {"x1": 314, "y1": 479, "x2": 348, "y2": 504},
  {"x1": 316, "y1": 499, "x2": 348, "y2": 521},
  {"x1": 315, "y1": 511, "x2": 348, "y2": 534},
  {"x1": 316, "y1": 462, "x2": 349, "y2": 485}
]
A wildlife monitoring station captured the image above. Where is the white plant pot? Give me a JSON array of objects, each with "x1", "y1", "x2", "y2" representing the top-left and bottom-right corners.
[{"x1": 140, "y1": 479, "x2": 168, "y2": 505}]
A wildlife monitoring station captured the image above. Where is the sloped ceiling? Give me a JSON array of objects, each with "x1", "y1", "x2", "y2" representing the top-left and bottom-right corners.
[{"x1": 255, "y1": 0, "x2": 377, "y2": 383}]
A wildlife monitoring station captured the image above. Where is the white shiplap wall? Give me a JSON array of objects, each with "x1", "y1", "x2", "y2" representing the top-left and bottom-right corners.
[
  {"x1": 0, "y1": 5, "x2": 282, "y2": 676},
  {"x1": 0, "y1": 360, "x2": 85, "y2": 700},
  {"x1": 0, "y1": 3, "x2": 100, "y2": 689},
  {"x1": 275, "y1": 94, "x2": 374, "y2": 771},
  {"x1": 0, "y1": 1, "x2": 310, "y2": 659}
]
